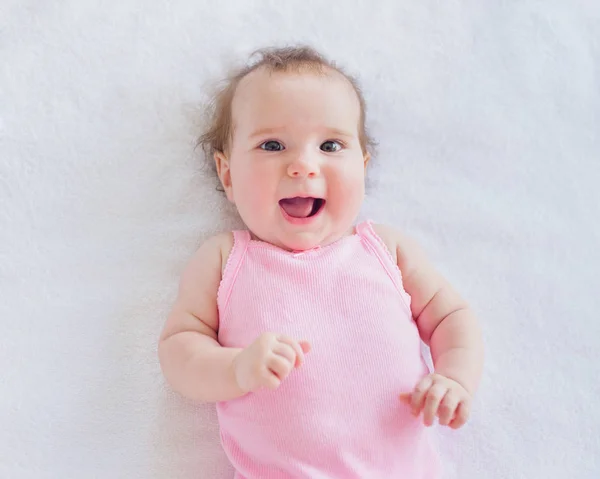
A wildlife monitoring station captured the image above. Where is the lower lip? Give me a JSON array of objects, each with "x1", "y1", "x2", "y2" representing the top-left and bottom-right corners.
[{"x1": 280, "y1": 201, "x2": 325, "y2": 225}]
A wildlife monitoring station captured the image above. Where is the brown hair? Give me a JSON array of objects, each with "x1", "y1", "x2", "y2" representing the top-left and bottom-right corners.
[{"x1": 197, "y1": 45, "x2": 375, "y2": 160}]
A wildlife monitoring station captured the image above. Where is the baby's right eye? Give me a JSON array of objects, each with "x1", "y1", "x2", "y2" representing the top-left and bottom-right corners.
[{"x1": 260, "y1": 140, "x2": 285, "y2": 152}]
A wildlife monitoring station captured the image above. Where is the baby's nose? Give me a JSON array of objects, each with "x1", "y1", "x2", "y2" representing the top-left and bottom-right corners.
[{"x1": 287, "y1": 155, "x2": 320, "y2": 178}]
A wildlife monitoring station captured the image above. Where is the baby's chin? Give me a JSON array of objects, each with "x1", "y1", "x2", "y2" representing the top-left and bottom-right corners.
[{"x1": 275, "y1": 229, "x2": 345, "y2": 252}]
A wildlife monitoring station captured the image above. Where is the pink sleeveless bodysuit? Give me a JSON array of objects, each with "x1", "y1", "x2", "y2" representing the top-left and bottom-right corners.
[{"x1": 216, "y1": 221, "x2": 440, "y2": 478}]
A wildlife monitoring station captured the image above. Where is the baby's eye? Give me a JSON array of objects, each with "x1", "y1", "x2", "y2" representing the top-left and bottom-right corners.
[
  {"x1": 260, "y1": 140, "x2": 285, "y2": 152},
  {"x1": 320, "y1": 140, "x2": 342, "y2": 153}
]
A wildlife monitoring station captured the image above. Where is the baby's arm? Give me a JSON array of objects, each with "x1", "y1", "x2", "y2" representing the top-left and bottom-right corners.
[
  {"x1": 158, "y1": 234, "x2": 309, "y2": 402},
  {"x1": 374, "y1": 225, "x2": 484, "y2": 428},
  {"x1": 158, "y1": 233, "x2": 245, "y2": 402}
]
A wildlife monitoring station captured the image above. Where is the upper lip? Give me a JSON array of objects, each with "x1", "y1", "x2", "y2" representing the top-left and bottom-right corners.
[{"x1": 279, "y1": 193, "x2": 324, "y2": 200}]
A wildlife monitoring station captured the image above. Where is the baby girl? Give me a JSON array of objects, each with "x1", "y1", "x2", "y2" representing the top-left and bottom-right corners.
[{"x1": 158, "y1": 46, "x2": 484, "y2": 478}]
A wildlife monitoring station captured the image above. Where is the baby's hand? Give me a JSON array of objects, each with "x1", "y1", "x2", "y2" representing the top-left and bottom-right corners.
[
  {"x1": 233, "y1": 333, "x2": 311, "y2": 393},
  {"x1": 399, "y1": 373, "x2": 471, "y2": 429}
]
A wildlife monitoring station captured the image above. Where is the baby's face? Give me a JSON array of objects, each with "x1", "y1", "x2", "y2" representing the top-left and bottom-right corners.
[{"x1": 218, "y1": 67, "x2": 368, "y2": 251}]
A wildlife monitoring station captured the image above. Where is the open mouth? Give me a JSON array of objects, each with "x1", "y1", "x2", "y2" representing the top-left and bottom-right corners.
[{"x1": 279, "y1": 197, "x2": 326, "y2": 219}]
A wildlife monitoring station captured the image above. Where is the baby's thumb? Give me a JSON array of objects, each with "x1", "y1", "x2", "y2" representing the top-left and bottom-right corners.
[
  {"x1": 293, "y1": 340, "x2": 311, "y2": 367},
  {"x1": 299, "y1": 340, "x2": 311, "y2": 354},
  {"x1": 399, "y1": 392, "x2": 412, "y2": 405}
]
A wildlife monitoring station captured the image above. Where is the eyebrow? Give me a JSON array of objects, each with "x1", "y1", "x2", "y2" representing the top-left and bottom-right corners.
[
  {"x1": 323, "y1": 128, "x2": 355, "y2": 139},
  {"x1": 248, "y1": 127, "x2": 285, "y2": 140},
  {"x1": 248, "y1": 127, "x2": 356, "y2": 140}
]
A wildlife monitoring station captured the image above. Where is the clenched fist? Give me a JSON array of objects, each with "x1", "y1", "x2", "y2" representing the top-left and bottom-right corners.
[{"x1": 233, "y1": 333, "x2": 311, "y2": 393}]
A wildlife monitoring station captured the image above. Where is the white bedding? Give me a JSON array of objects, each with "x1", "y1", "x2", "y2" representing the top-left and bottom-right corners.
[{"x1": 1, "y1": 1, "x2": 599, "y2": 477}]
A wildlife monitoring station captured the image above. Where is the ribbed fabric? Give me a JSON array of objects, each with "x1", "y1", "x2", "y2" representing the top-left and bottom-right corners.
[{"x1": 216, "y1": 221, "x2": 440, "y2": 478}]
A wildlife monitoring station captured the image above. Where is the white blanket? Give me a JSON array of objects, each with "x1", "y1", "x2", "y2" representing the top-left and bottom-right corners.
[{"x1": 1, "y1": 1, "x2": 599, "y2": 478}]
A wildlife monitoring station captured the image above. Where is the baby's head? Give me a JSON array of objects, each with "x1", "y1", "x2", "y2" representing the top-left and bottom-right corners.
[{"x1": 200, "y1": 46, "x2": 374, "y2": 251}]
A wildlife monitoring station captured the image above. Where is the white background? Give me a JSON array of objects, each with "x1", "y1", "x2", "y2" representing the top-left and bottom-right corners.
[{"x1": 1, "y1": 1, "x2": 599, "y2": 478}]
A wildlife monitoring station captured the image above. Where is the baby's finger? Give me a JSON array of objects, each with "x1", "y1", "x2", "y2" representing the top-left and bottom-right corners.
[
  {"x1": 399, "y1": 392, "x2": 412, "y2": 405},
  {"x1": 272, "y1": 343, "x2": 297, "y2": 365},
  {"x1": 262, "y1": 372, "x2": 281, "y2": 390},
  {"x1": 437, "y1": 391, "x2": 460, "y2": 426},
  {"x1": 410, "y1": 375, "x2": 434, "y2": 416},
  {"x1": 259, "y1": 364, "x2": 281, "y2": 390},
  {"x1": 277, "y1": 335, "x2": 307, "y2": 367},
  {"x1": 423, "y1": 384, "x2": 447, "y2": 427},
  {"x1": 449, "y1": 401, "x2": 470, "y2": 429},
  {"x1": 267, "y1": 354, "x2": 293, "y2": 381}
]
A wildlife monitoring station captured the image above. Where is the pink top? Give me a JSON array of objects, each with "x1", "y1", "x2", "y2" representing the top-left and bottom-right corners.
[{"x1": 216, "y1": 221, "x2": 440, "y2": 478}]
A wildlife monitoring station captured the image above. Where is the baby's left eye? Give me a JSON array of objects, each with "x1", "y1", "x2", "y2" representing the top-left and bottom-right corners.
[{"x1": 320, "y1": 140, "x2": 342, "y2": 153}]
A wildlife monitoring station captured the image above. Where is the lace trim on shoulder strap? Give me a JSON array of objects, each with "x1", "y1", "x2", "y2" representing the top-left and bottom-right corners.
[
  {"x1": 216, "y1": 230, "x2": 251, "y2": 313},
  {"x1": 356, "y1": 221, "x2": 412, "y2": 314}
]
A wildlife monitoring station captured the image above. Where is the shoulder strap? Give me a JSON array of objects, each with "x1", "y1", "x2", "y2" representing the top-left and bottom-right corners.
[
  {"x1": 217, "y1": 230, "x2": 251, "y2": 312},
  {"x1": 355, "y1": 221, "x2": 412, "y2": 314}
]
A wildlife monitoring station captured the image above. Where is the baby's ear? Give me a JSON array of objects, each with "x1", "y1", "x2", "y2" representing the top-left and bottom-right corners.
[
  {"x1": 214, "y1": 152, "x2": 234, "y2": 202},
  {"x1": 363, "y1": 152, "x2": 371, "y2": 170}
]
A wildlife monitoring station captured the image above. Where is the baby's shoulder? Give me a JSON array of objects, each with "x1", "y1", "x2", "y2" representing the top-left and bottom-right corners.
[
  {"x1": 368, "y1": 223, "x2": 400, "y2": 262},
  {"x1": 198, "y1": 232, "x2": 235, "y2": 275},
  {"x1": 367, "y1": 223, "x2": 422, "y2": 269},
  {"x1": 181, "y1": 232, "x2": 235, "y2": 281}
]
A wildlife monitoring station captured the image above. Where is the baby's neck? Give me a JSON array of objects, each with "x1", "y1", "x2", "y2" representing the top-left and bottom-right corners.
[{"x1": 247, "y1": 226, "x2": 357, "y2": 252}]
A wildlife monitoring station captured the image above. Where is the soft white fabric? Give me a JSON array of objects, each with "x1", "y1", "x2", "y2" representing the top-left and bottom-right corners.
[{"x1": 1, "y1": 1, "x2": 599, "y2": 478}]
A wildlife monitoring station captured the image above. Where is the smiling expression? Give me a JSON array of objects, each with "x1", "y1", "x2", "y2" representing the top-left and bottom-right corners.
[{"x1": 215, "y1": 66, "x2": 370, "y2": 251}]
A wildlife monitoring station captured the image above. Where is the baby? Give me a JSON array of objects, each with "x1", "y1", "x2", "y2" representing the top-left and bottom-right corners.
[{"x1": 158, "y1": 46, "x2": 484, "y2": 478}]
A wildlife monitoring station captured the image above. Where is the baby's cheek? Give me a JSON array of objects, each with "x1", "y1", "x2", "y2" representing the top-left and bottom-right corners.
[
  {"x1": 235, "y1": 172, "x2": 278, "y2": 230},
  {"x1": 333, "y1": 171, "x2": 365, "y2": 207},
  {"x1": 234, "y1": 163, "x2": 270, "y2": 201},
  {"x1": 237, "y1": 187, "x2": 269, "y2": 222}
]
